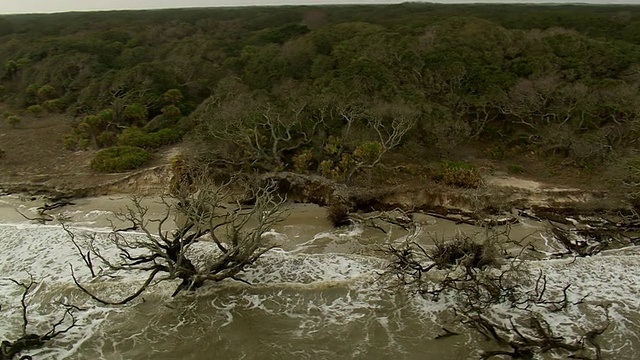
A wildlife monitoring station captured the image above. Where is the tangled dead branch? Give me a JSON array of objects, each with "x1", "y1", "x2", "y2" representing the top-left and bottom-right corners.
[
  {"x1": 381, "y1": 227, "x2": 611, "y2": 359},
  {"x1": 546, "y1": 220, "x2": 640, "y2": 258},
  {"x1": 1, "y1": 276, "x2": 79, "y2": 360},
  {"x1": 68, "y1": 178, "x2": 287, "y2": 305},
  {"x1": 474, "y1": 308, "x2": 610, "y2": 360}
]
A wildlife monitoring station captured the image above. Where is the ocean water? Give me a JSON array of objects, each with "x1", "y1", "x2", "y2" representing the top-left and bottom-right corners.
[{"x1": 0, "y1": 200, "x2": 638, "y2": 359}]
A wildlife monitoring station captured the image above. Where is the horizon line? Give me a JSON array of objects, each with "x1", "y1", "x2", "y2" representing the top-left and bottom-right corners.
[{"x1": 2, "y1": 0, "x2": 640, "y2": 16}]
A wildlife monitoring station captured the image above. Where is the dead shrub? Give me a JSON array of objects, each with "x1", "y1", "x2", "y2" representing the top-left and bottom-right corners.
[
  {"x1": 431, "y1": 234, "x2": 502, "y2": 269},
  {"x1": 327, "y1": 202, "x2": 351, "y2": 227}
]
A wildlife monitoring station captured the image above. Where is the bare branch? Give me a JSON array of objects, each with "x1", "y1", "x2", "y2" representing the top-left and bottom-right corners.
[
  {"x1": 1, "y1": 276, "x2": 80, "y2": 360},
  {"x1": 60, "y1": 222, "x2": 96, "y2": 278},
  {"x1": 70, "y1": 264, "x2": 162, "y2": 305},
  {"x1": 65, "y1": 174, "x2": 287, "y2": 304}
]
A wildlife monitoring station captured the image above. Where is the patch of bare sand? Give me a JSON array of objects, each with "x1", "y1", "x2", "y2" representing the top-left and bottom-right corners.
[
  {"x1": 0, "y1": 114, "x2": 99, "y2": 185},
  {"x1": 0, "y1": 113, "x2": 185, "y2": 192},
  {"x1": 485, "y1": 174, "x2": 580, "y2": 193}
]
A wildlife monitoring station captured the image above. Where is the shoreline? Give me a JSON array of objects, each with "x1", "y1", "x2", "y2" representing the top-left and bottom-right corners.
[{"x1": 0, "y1": 169, "x2": 632, "y2": 237}]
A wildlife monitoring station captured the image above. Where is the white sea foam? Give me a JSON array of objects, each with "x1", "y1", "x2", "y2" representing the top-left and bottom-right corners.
[
  {"x1": 407, "y1": 252, "x2": 640, "y2": 358},
  {"x1": 1, "y1": 221, "x2": 639, "y2": 359},
  {"x1": 241, "y1": 249, "x2": 385, "y2": 285},
  {"x1": 83, "y1": 210, "x2": 114, "y2": 220},
  {"x1": 0, "y1": 223, "x2": 168, "y2": 359}
]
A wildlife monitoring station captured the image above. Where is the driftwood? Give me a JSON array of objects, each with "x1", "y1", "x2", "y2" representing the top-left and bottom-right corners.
[
  {"x1": 478, "y1": 313, "x2": 609, "y2": 360},
  {"x1": 425, "y1": 211, "x2": 518, "y2": 228},
  {"x1": 548, "y1": 220, "x2": 638, "y2": 257},
  {"x1": 15, "y1": 199, "x2": 75, "y2": 224},
  {"x1": 434, "y1": 327, "x2": 460, "y2": 340},
  {"x1": 37, "y1": 199, "x2": 74, "y2": 212}
]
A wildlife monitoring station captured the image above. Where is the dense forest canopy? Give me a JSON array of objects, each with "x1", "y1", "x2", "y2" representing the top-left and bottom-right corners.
[{"x1": 2, "y1": 3, "x2": 640, "y2": 189}]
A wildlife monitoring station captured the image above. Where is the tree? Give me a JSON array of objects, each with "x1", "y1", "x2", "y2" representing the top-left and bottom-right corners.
[
  {"x1": 500, "y1": 75, "x2": 562, "y2": 130},
  {"x1": 69, "y1": 176, "x2": 286, "y2": 304},
  {"x1": 194, "y1": 84, "x2": 324, "y2": 171},
  {"x1": 348, "y1": 100, "x2": 418, "y2": 184},
  {"x1": 381, "y1": 223, "x2": 612, "y2": 360}
]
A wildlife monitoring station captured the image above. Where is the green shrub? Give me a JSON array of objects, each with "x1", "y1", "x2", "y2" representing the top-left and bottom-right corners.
[
  {"x1": 293, "y1": 149, "x2": 314, "y2": 173},
  {"x1": 175, "y1": 116, "x2": 194, "y2": 132},
  {"x1": 320, "y1": 159, "x2": 334, "y2": 177},
  {"x1": 162, "y1": 89, "x2": 183, "y2": 104},
  {"x1": 27, "y1": 104, "x2": 44, "y2": 117},
  {"x1": 118, "y1": 127, "x2": 183, "y2": 149},
  {"x1": 7, "y1": 115, "x2": 20, "y2": 128},
  {"x1": 97, "y1": 131, "x2": 118, "y2": 148},
  {"x1": 353, "y1": 141, "x2": 383, "y2": 163},
  {"x1": 4, "y1": 60, "x2": 19, "y2": 78},
  {"x1": 63, "y1": 135, "x2": 78, "y2": 151},
  {"x1": 117, "y1": 128, "x2": 146, "y2": 147},
  {"x1": 319, "y1": 154, "x2": 354, "y2": 181},
  {"x1": 37, "y1": 84, "x2": 56, "y2": 100},
  {"x1": 63, "y1": 135, "x2": 90, "y2": 151},
  {"x1": 143, "y1": 115, "x2": 175, "y2": 132},
  {"x1": 96, "y1": 109, "x2": 114, "y2": 123},
  {"x1": 43, "y1": 98, "x2": 66, "y2": 113},
  {"x1": 91, "y1": 146, "x2": 151, "y2": 172},
  {"x1": 434, "y1": 161, "x2": 483, "y2": 188},
  {"x1": 151, "y1": 128, "x2": 183, "y2": 147},
  {"x1": 25, "y1": 84, "x2": 38, "y2": 96},
  {"x1": 79, "y1": 138, "x2": 90, "y2": 150},
  {"x1": 124, "y1": 103, "x2": 148, "y2": 125},
  {"x1": 0, "y1": 148, "x2": 5, "y2": 159},
  {"x1": 161, "y1": 104, "x2": 182, "y2": 119}
]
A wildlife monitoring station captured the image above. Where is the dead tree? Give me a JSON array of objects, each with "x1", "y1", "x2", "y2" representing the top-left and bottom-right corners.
[
  {"x1": 196, "y1": 92, "x2": 325, "y2": 171},
  {"x1": 549, "y1": 225, "x2": 604, "y2": 257},
  {"x1": 474, "y1": 310, "x2": 609, "y2": 360},
  {"x1": 381, "y1": 228, "x2": 610, "y2": 360},
  {"x1": 347, "y1": 101, "x2": 418, "y2": 184},
  {"x1": 1, "y1": 276, "x2": 79, "y2": 360},
  {"x1": 69, "y1": 178, "x2": 287, "y2": 305},
  {"x1": 545, "y1": 221, "x2": 639, "y2": 258}
]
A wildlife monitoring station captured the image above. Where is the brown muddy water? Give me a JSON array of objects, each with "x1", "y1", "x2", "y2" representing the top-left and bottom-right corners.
[{"x1": 0, "y1": 195, "x2": 638, "y2": 359}]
